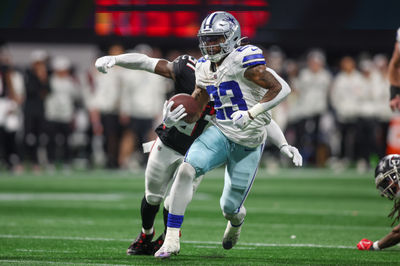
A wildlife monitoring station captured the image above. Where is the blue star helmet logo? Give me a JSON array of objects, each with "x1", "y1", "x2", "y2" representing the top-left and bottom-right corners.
[{"x1": 223, "y1": 16, "x2": 236, "y2": 25}]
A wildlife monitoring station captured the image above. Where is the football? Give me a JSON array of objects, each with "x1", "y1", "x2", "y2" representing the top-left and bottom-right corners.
[{"x1": 169, "y1": 93, "x2": 200, "y2": 124}]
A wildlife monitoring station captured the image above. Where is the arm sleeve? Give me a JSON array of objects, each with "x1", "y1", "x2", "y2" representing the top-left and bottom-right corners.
[
  {"x1": 114, "y1": 53, "x2": 159, "y2": 73},
  {"x1": 266, "y1": 119, "x2": 288, "y2": 148},
  {"x1": 248, "y1": 67, "x2": 291, "y2": 118}
]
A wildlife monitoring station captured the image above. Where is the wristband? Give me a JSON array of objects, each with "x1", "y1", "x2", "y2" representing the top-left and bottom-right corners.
[
  {"x1": 279, "y1": 143, "x2": 289, "y2": 150},
  {"x1": 248, "y1": 103, "x2": 267, "y2": 119},
  {"x1": 372, "y1": 241, "x2": 380, "y2": 251},
  {"x1": 390, "y1": 85, "x2": 400, "y2": 100}
]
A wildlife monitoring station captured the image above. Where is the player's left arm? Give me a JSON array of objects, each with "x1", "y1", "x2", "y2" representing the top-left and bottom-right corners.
[
  {"x1": 358, "y1": 224, "x2": 400, "y2": 251},
  {"x1": 244, "y1": 65, "x2": 291, "y2": 118},
  {"x1": 266, "y1": 119, "x2": 302, "y2": 167},
  {"x1": 378, "y1": 224, "x2": 400, "y2": 249},
  {"x1": 231, "y1": 64, "x2": 291, "y2": 129}
]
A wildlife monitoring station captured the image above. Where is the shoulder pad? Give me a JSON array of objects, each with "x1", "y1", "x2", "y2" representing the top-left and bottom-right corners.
[
  {"x1": 234, "y1": 45, "x2": 266, "y2": 68},
  {"x1": 173, "y1": 55, "x2": 197, "y2": 72},
  {"x1": 172, "y1": 54, "x2": 196, "y2": 94}
]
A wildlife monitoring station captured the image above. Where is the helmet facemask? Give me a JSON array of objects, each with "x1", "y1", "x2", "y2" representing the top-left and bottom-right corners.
[
  {"x1": 376, "y1": 168, "x2": 400, "y2": 200},
  {"x1": 198, "y1": 34, "x2": 230, "y2": 63}
]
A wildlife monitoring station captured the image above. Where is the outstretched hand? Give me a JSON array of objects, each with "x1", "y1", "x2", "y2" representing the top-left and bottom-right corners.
[
  {"x1": 357, "y1": 239, "x2": 374, "y2": 250},
  {"x1": 95, "y1": 56, "x2": 117, "y2": 74}
]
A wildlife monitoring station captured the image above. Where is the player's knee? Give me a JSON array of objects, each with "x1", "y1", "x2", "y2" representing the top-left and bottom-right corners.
[
  {"x1": 177, "y1": 162, "x2": 196, "y2": 182},
  {"x1": 163, "y1": 195, "x2": 170, "y2": 211},
  {"x1": 145, "y1": 194, "x2": 163, "y2": 205},
  {"x1": 185, "y1": 154, "x2": 208, "y2": 177}
]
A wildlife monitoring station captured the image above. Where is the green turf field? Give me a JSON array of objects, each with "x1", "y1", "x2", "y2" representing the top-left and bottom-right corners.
[{"x1": 0, "y1": 167, "x2": 399, "y2": 265}]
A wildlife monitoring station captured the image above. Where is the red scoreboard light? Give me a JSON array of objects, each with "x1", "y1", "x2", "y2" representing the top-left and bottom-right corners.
[{"x1": 95, "y1": 0, "x2": 269, "y2": 38}]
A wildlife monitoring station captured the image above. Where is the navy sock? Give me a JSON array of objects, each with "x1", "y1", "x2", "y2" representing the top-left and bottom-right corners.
[{"x1": 163, "y1": 207, "x2": 169, "y2": 234}]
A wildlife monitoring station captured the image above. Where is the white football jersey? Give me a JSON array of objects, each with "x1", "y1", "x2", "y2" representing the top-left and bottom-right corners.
[{"x1": 195, "y1": 45, "x2": 271, "y2": 148}]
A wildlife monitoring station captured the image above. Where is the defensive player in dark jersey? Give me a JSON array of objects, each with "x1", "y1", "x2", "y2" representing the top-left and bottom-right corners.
[
  {"x1": 95, "y1": 50, "x2": 302, "y2": 256},
  {"x1": 96, "y1": 53, "x2": 211, "y2": 255},
  {"x1": 358, "y1": 154, "x2": 400, "y2": 251}
]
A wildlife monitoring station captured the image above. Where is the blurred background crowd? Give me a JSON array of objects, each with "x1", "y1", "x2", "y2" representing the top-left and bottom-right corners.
[
  {"x1": 0, "y1": 42, "x2": 394, "y2": 173},
  {"x1": 0, "y1": 0, "x2": 399, "y2": 173}
]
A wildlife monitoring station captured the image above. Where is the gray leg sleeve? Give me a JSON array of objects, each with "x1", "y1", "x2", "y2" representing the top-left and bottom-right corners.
[{"x1": 168, "y1": 162, "x2": 196, "y2": 216}]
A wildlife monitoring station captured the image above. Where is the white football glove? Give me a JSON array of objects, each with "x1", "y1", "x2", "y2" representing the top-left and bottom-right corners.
[
  {"x1": 231, "y1": 110, "x2": 252, "y2": 129},
  {"x1": 162, "y1": 100, "x2": 187, "y2": 128},
  {"x1": 280, "y1": 144, "x2": 303, "y2": 167},
  {"x1": 95, "y1": 56, "x2": 116, "y2": 73}
]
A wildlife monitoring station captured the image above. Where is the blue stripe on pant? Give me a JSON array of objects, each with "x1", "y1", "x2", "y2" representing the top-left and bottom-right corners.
[{"x1": 184, "y1": 126, "x2": 264, "y2": 214}]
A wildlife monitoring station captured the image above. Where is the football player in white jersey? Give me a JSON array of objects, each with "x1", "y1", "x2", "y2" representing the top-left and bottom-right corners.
[
  {"x1": 155, "y1": 11, "x2": 293, "y2": 258},
  {"x1": 95, "y1": 49, "x2": 301, "y2": 256}
]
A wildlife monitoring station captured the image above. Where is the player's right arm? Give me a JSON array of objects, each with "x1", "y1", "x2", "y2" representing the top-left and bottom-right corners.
[
  {"x1": 184, "y1": 85, "x2": 210, "y2": 124},
  {"x1": 95, "y1": 53, "x2": 174, "y2": 79}
]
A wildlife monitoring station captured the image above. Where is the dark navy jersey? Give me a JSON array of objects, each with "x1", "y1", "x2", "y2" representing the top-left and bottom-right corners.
[{"x1": 155, "y1": 55, "x2": 215, "y2": 155}]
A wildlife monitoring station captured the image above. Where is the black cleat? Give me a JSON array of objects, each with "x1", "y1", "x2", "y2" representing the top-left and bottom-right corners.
[
  {"x1": 151, "y1": 233, "x2": 165, "y2": 254},
  {"x1": 126, "y1": 231, "x2": 155, "y2": 255}
]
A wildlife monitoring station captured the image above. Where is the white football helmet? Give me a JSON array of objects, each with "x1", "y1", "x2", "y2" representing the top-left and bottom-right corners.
[
  {"x1": 375, "y1": 154, "x2": 400, "y2": 200},
  {"x1": 198, "y1": 11, "x2": 241, "y2": 63}
]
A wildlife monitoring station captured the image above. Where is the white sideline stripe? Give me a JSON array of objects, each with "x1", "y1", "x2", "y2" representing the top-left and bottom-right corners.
[
  {"x1": 0, "y1": 260, "x2": 127, "y2": 266},
  {"x1": 0, "y1": 234, "x2": 355, "y2": 249}
]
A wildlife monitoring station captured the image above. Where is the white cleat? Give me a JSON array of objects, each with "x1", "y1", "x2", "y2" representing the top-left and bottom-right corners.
[
  {"x1": 222, "y1": 221, "x2": 243, "y2": 249},
  {"x1": 154, "y1": 228, "x2": 180, "y2": 259}
]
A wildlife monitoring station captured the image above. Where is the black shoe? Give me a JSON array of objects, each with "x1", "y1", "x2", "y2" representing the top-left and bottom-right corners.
[
  {"x1": 151, "y1": 233, "x2": 165, "y2": 254},
  {"x1": 126, "y1": 231, "x2": 155, "y2": 255}
]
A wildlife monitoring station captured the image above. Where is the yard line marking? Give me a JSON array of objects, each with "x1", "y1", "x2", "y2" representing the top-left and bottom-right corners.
[
  {"x1": 183, "y1": 221, "x2": 391, "y2": 231},
  {"x1": 0, "y1": 234, "x2": 122, "y2": 241},
  {"x1": 194, "y1": 245, "x2": 255, "y2": 250},
  {"x1": 184, "y1": 240, "x2": 354, "y2": 249},
  {"x1": 0, "y1": 234, "x2": 355, "y2": 249},
  {"x1": 16, "y1": 249, "x2": 75, "y2": 253},
  {"x1": 0, "y1": 260, "x2": 129, "y2": 266},
  {"x1": 188, "y1": 205, "x2": 386, "y2": 217},
  {"x1": 0, "y1": 193, "x2": 125, "y2": 201}
]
